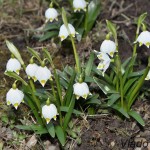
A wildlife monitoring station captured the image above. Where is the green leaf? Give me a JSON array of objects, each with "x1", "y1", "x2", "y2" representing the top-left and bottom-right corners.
[
  {"x1": 16, "y1": 124, "x2": 48, "y2": 134},
  {"x1": 4, "y1": 71, "x2": 28, "y2": 86},
  {"x1": 27, "y1": 47, "x2": 42, "y2": 64},
  {"x1": 128, "y1": 110, "x2": 145, "y2": 126},
  {"x1": 85, "y1": 53, "x2": 95, "y2": 76},
  {"x1": 24, "y1": 94, "x2": 43, "y2": 125},
  {"x1": 46, "y1": 123, "x2": 55, "y2": 138},
  {"x1": 123, "y1": 77, "x2": 138, "y2": 95},
  {"x1": 55, "y1": 125, "x2": 66, "y2": 146},
  {"x1": 64, "y1": 71, "x2": 76, "y2": 106},
  {"x1": 121, "y1": 57, "x2": 132, "y2": 69},
  {"x1": 127, "y1": 69, "x2": 144, "y2": 78},
  {"x1": 106, "y1": 20, "x2": 117, "y2": 40},
  {"x1": 93, "y1": 77, "x2": 115, "y2": 94},
  {"x1": 107, "y1": 93, "x2": 120, "y2": 106},
  {"x1": 112, "y1": 104, "x2": 130, "y2": 118},
  {"x1": 137, "y1": 12, "x2": 147, "y2": 28},
  {"x1": 63, "y1": 96, "x2": 76, "y2": 130},
  {"x1": 60, "y1": 106, "x2": 83, "y2": 115},
  {"x1": 43, "y1": 23, "x2": 60, "y2": 31},
  {"x1": 84, "y1": 0, "x2": 101, "y2": 35},
  {"x1": 39, "y1": 31, "x2": 58, "y2": 42}
]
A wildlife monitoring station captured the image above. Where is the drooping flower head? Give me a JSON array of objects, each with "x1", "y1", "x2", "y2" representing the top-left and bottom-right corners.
[
  {"x1": 136, "y1": 31, "x2": 150, "y2": 48},
  {"x1": 42, "y1": 104, "x2": 58, "y2": 124},
  {"x1": 26, "y1": 63, "x2": 39, "y2": 82},
  {"x1": 45, "y1": 8, "x2": 58, "y2": 22},
  {"x1": 6, "y1": 88, "x2": 24, "y2": 109},
  {"x1": 6, "y1": 58, "x2": 21, "y2": 74},
  {"x1": 59, "y1": 24, "x2": 77, "y2": 41},
  {"x1": 100, "y1": 40, "x2": 116, "y2": 57},
  {"x1": 73, "y1": 0, "x2": 88, "y2": 12},
  {"x1": 35, "y1": 66, "x2": 52, "y2": 87},
  {"x1": 73, "y1": 82, "x2": 90, "y2": 99},
  {"x1": 97, "y1": 52, "x2": 111, "y2": 75}
]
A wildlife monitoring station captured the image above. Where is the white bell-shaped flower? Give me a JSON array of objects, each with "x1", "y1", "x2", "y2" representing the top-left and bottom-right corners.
[
  {"x1": 6, "y1": 58, "x2": 21, "y2": 74},
  {"x1": 35, "y1": 66, "x2": 52, "y2": 87},
  {"x1": 42, "y1": 104, "x2": 58, "y2": 124},
  {"x1": 100, "y1": 40, "x2": 116, "y2": 57},
  {"x1": 45, "y1": 8, "x2": 58, "y2": 22},
  {"x1": 73, "y1": 0, "x2": 87, "y2": 12},
  {"x1": 26, "y1": 63, "x2": 39, "y2": 82},
  {"x1": 97, "y1": 60, "x2": 111, "y2": 75},
  {"x1": 59, "y1": 24, "x2": 76, "y2": 41},
  {"x1": 145, "y1": 71, "x2": 150, "y2": 80},
  {"x1": 73, "y1": 82, "x2": 90, "y2": 99},
  {"x1": 6, "y1": 88, "x2": 24, "y2": 109},
  {"x1": 97, "y1": 52, "x2": 111, "y2": 74},
  {"x1": 136, "y1": 31, "x2": 150, "y2": 48}
]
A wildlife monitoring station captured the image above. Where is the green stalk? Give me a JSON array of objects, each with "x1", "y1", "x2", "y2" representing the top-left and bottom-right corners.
[
  {"x1": 29, "y1": 79, "x2": 41, "y2": 113},
  {"x1": 115, "y1": 54, "x2": 124, "y2": 107},
  {"x1": 70, "y1": 36, "x2": 81, "y2": 73},
  {"x1": 133, "y1": 26, "x2": 140, "y2": 56},
  {"x1": 119, "y1": 73, "x2": 124, "y2": 107},
  {"x1": 50, "y1": 80, "x2": 63, "y2": 126},
  {"x1": 43, "y1": 49, "x2": 63, "y2": 105},
  {"x1": 128, "y1": 65, "x2": 150, "y2": 109}
]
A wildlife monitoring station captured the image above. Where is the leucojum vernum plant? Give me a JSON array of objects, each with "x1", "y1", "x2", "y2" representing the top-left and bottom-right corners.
[
  {"x1": 38, "y1": 0, "x2": 101, "y2": 42},
  {"x1": 4, "y1": 4, "x2": 150, "y2": 147}
]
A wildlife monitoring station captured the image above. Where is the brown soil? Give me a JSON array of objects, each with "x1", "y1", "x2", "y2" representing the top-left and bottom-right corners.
[{"x1": 0, "y1": 0, "x2": 150, "y2": 150}]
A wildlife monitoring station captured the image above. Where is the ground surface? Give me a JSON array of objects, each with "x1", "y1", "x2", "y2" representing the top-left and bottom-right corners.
[{"x1": 0, "y1": 0, "x2": 150, "y2": 150}]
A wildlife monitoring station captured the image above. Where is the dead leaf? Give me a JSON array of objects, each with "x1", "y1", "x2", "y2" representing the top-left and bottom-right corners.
[{"x1": 26, "y1": 134, "x2": 37, "y2": 149}]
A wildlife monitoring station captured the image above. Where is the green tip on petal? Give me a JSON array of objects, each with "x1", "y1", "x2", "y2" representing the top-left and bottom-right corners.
[
  {"x1": 7, "y1": 101, "x2": 11, "y2": 105},
  {"x1": 46, "y1": 118, "x2": 50, "y2": 124},
  {"x1": 76, "y1": 95, "x2": 80, "y2": 100},
  {"x1": 14, "y1": 103, "x2": 19, "y2": 109},
  {"x1": 32, "y1": 76, "x2": 37, "y2": 82},
  {"x1": 139, "y1": 42, "x2": 143, "y2": 47},
  {"x1": 53, "y1": 116, "x2": 57, "y2": 121},
  {"x1": 60, "y1": 36, "x2": 65, "y2": 41},
  {"x1": 110, "y1": 52, "x2": 114, "y2": 57},
  {"x1": 40, "y1": 80, "x2": 46, "y2": 87},
  {"x1": 16, "y1": 70, "x2": 20, "y2": 75},
  {"x1": 82, "y1": 94, "x2": 87, "y2": 99}
]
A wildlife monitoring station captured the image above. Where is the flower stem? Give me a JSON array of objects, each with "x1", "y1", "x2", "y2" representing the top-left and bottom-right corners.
[
  {"x1": 29, "y1": 79, "x2": 41, "y2": 113},
  {"x1": 50, "y1": 80, "x2": 63, "y2": 126},
  {"x1": 133, "y1": 25, "x2": 140, "y2": 56},
  {"x1": 70, "y1": 36, "x2": 81, "y2": 74}
]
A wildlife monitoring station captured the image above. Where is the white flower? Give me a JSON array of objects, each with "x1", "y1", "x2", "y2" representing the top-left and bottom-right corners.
[
  {"x1": 45, "y1": 8, "x2": 58, "y2": 22},
  {"x1": 145, "y1": 70, "x2": 150, "y2": 80},
  {"x1": 6, "y1": 88, "x2": 24, "y2": 109},
  {"x1": 6, "y1": 58, "x2": 21, "y2": 74},
  {"x1": 35, "y1": 66, "x2": 52, "y2": 87},
  {"x1": 73, "y1": 82, "x2": 90, "y2": 99},
  {"x1": 6, "y1": 40, "x2": 24, "y2": 65},
  {"x1": 136, "y1": 31, "x2": 150, "y2": 48},
  {"x1": 59, "y1": 24, "x2": 77, "y2": 41},
  {"x1": 42, "y1": 104, "x2": 58, "y2": 124},
  {"x1": 26, "y1": 63, "x2": 39, "y2": 82},
  {"x1": 100, "y1": 40, "x2": 116, "y2": 57},
  {"x1": 97, "y1": 52, "x2": 111, "y2": 75},
  {"x1": 73, "y1": 0, "x2": 87, "y2": 12}
]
